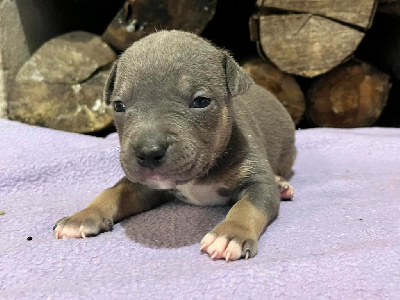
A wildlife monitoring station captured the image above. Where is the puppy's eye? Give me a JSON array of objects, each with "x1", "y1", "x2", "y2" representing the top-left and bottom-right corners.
[
  {"x1": 191, "y1": 96, "x2": 211, "y2": 109},
  {"x1": 114, "y1": 101, "x2": 126, "y2": 112}
]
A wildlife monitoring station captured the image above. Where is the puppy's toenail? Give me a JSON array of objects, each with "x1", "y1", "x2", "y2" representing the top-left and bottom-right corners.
[
  {"x1": 225, "y1": 252, "x2": 231, "y2": 262},
  {"x1": 200, "y1": 243, "x2": 207, "y2": 251},
  {"x1": 107, "y1": 221, "x2": 114, "y2": 229}
]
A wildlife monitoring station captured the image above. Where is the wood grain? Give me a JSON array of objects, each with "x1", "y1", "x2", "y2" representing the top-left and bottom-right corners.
[
  {"x1": 257, "y1": 0, "x2": 377, "y2": 29},
  {"x1": 258, "y1": 14, "x2": 364, "y2": 77}
]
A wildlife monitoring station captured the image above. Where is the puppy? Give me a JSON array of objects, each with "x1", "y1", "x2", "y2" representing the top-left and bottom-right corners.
[{"x1": 54, "y1": 30, "x2": 296, "y2": 261}]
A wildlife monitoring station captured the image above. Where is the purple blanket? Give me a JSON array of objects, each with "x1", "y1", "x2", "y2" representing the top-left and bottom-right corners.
[{"x1": 1, "y1": 119, "x2": 399, "y2": 299}]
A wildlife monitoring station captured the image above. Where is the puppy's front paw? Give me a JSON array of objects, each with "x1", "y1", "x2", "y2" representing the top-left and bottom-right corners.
[
  {"x1": 200, "y1": 221, "x2": 258, "y2": 262},
  {"x1": 53, "y1": 207, "x2": 113, "y2": 239}
]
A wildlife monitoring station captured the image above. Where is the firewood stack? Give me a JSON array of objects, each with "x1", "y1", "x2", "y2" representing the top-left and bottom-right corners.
[
  {"x1": 6, "y1": 0, "x2": 398, "y2": 132},
  {"x1": 102, "y1": 0, "x2": 218, "y2": 51},
  {"x1": 248, "y1": 0, "x2": 393, "y2": 128}
]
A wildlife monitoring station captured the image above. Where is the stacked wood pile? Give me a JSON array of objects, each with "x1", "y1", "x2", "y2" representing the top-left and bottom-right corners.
[
  {"x1": 248, "y1": 0, "x2": 394, "y2": 128},
  {"x1": 102, "y1": 0, "x2": 217, "y2": 51},
  {"x1": 6, "y1": 0, "x2": 399, "y2": 132}
]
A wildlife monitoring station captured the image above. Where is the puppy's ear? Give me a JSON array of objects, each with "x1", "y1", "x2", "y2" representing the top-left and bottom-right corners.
[
  {"x1": 104, "y1": 61, "x2": 118, "y2": 105},
  {"x1": 224, "y1": 53, "x2": 253, "y2": 97}
]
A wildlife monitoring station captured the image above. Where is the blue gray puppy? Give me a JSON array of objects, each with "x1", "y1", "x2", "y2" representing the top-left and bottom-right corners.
[{"x1": 54, "y1": 30, "x2": 296, "y2": 261}]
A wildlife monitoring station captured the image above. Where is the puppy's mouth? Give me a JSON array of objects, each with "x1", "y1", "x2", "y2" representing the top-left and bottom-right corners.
[{"x1": 121, "y1": 153, "x2": 202, "y2": 190}]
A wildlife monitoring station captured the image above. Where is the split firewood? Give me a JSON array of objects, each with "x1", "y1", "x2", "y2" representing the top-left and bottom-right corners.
[
  {"x1": 8, "y1": 32, "x2": 116, "y2": 133},
  {"x1": 250, "y1": 0, "x2": 377, "y2": 77},
  {"x1": 242, "y1": 58, "x2": 305, "y2": 125},
  {"x1": 102, "y1": 0, "x2": 217, "y2": 51},
  {"x1": 306, "y1": 60, "x2": 391, "y2": 128}
]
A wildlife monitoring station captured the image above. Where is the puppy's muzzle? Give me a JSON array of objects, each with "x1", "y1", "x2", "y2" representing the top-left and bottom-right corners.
[{"x1": 134, "y1": 132, "x2": 169, "y2": 169}]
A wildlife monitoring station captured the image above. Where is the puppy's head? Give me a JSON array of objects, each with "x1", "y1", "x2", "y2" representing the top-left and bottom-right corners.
[{"x1": 104, "y1": 30, "x2": 253, "y2": 189}]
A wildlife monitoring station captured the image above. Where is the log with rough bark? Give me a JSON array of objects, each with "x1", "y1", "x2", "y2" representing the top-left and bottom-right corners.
[
  {"x1": 242, "y1": 58, "x2": 305, "y2": 125},
  {"x1": 102, "y1": 0, "x2": 217, "y2": 51},
  {"x1": 306, "y1": 60, "x2": 391, "y2": 128},
  {"x1": 250, "y1": 0, "x2": 377, "y2": 77}
]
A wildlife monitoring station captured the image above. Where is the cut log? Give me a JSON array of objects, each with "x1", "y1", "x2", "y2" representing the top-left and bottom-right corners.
[
  {"x1": 306, "y1": 60, "x2": 391, "y2": 128},
  {"x1": 250, "y1": 0, "x2": 377, "y2": 77},
  {"x1": 8, "y1": 31, "x2": 116, "y2": 133},
  {"x1": 102, "y1": 0, "x2": 217, "y2": 51},
  {"x1": 242, "y1": 58, "x2": 305, "y2": 125},
  {"x1": 256, "y1": 0, "x2": 377, "y2": 29}
]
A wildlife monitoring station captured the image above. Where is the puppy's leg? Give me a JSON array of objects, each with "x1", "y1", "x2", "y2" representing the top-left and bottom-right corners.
[
  {"x1": 54, "y1": 177, "x2": 169, "y2": 238},
  {"x1": 275, "y1": 176, "x2": 294, "y2": 200},
  {"x1": 201, "y1": 180, "x2": 279, "y2": 261}
]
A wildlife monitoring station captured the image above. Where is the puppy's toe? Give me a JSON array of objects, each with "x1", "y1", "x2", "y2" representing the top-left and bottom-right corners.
[
  {"x1": 200, "y1": 233, "x2": 217, "y2": 251},
  {"x1": 203, "y1": 235, "x2": 229, "y2": 260},
  {"x1": 223, "y1": 240, "x2": 242, "y2": 261},
  {"x1": 53, "y1": 207, "x2": 113, "y2": 239},
  {"x1": 201, "y1": 234, "x2": 241, "y2": 261},
  {"x1": 280, "y1": 186, "x2": 294, "y2": 199},
  {"x1": 200, "y1": 221, "x2": 259, "y2": 261}
]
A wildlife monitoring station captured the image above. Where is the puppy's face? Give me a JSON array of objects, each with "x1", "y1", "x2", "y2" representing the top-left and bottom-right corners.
[{"x1": 104, "y1": 31, "x2": 252, "y2": 189}]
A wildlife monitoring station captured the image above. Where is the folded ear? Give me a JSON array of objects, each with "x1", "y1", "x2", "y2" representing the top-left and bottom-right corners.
[
  {"x1": 104, "y1": 61, "x2": 118, "y2": 105},
  {"x1": 224, "y1": 53, "x2": 253, "y2": 97}
]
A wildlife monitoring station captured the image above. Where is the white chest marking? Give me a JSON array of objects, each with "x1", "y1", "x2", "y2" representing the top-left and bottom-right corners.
[{"x1": 175, "y1": 182, "x2": 230, "y2": 206}]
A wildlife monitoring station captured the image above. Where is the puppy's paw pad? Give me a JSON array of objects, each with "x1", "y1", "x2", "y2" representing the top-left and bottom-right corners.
[
  {"x1": 280, "y1": 186, "x2": 294, "y2": 199},
  {"x1": 275, "y1": 176, "x2": 294, "y2": 200}
]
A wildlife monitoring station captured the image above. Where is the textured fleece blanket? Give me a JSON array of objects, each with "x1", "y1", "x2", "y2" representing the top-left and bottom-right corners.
[{"x1": 1, "y1": 119, "x2": 399, "y2": 299}]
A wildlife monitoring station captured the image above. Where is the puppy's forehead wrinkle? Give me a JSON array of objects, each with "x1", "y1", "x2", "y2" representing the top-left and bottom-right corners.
[
  {"x1": 124, "y1": 30, "x2": 220, "y2": 62},
  {"x1": 117, "y1": 33, "x2": 225, "y2": 87}
]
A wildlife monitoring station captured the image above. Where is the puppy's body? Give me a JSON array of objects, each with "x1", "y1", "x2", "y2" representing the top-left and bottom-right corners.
[
  {"x1": 173, "y1": 84, "x2": 295, "y2": 206},
  {"x1": 54, "y1": 31, "x2": 296, "y2": 261}
]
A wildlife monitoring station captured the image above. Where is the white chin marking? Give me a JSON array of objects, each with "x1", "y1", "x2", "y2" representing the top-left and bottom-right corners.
[{"x1": 146, "y1": 177, "x2": 175, "y2": 190}]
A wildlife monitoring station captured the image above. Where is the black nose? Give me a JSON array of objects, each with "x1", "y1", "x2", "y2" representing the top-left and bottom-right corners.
[{"x1": 135, "y1": 136, "x2": 168, "y2": 169}]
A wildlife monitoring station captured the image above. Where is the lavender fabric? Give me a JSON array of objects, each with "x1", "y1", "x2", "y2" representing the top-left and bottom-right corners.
[{"x1": 1, "y1": 119, "x2": 399, "y2": 299}]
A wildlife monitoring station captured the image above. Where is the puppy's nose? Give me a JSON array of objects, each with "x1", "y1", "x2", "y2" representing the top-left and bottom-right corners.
[{"x1": 135, "y1": 137, "x2": 168, "y2": 169}]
